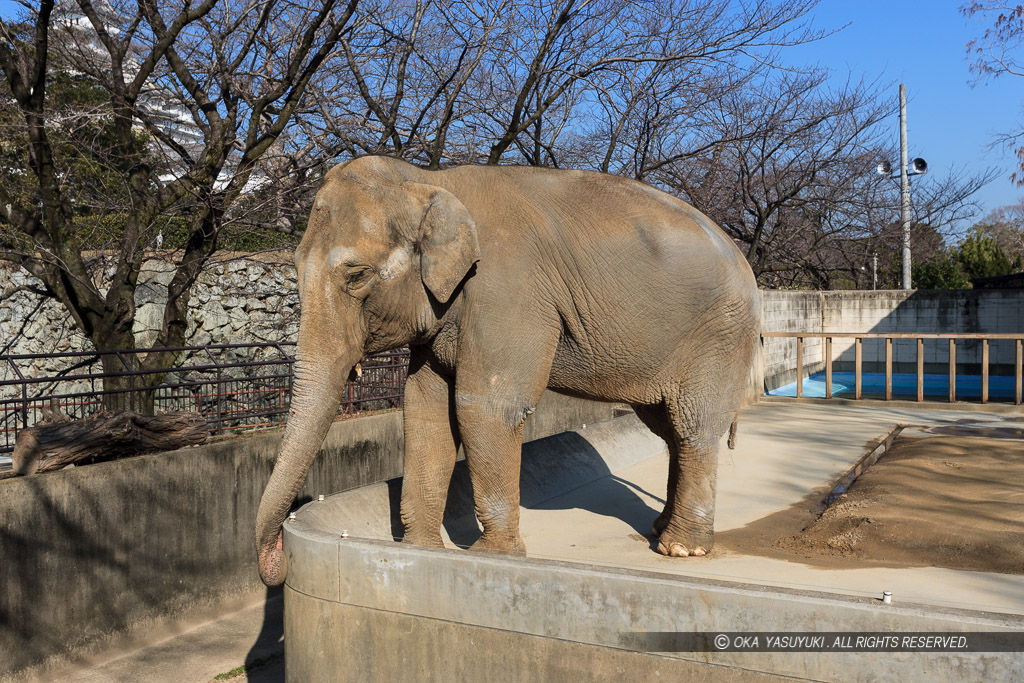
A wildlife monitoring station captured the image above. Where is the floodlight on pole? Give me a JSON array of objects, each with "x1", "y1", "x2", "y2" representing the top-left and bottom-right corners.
[
  {"x1": 879, "y1": 157, "x2": 928, "y2": 180},
  {"x1": 875, "y1": 85, "x2": 927, "y2": 290}
]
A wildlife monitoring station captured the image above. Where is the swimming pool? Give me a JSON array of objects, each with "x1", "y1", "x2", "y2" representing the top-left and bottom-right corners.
[{"x1": 767, "y1": 371, "x2": 1018, "y2": 400}]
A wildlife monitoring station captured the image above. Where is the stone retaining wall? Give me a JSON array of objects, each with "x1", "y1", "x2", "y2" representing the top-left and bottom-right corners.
[{"x1": 0, "y1": 254, "x2": 299, "y2": 397}]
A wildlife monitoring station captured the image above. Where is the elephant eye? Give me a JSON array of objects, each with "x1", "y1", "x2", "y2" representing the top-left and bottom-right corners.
[{"x1": 346, "y1": 267, "x2": 373, "y2": 286}]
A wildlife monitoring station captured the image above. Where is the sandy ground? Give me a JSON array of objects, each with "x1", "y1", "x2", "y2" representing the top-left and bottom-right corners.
[{"x1": 720, "y1": 432, "x2": 1024, "y2": 575}]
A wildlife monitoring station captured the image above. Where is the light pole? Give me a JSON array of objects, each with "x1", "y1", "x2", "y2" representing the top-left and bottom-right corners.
[
  {"x1": 899, "y1": 84, "x2": 911, "y2": 290},
  {"x1": 877, "y1": 83, "x2": 928, "y2": 290}
]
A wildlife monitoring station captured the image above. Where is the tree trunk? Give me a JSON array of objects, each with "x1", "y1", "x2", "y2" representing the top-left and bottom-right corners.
[{"x1": 12, "y1": 411, "x2": 209, "y2": 475}]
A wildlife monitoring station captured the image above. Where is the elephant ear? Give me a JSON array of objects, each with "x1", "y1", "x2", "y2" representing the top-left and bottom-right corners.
[{"x1": 408, "y1": 183, "x2": 480, "y2": 303}]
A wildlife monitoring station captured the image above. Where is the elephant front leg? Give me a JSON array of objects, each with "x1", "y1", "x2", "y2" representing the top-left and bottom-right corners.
[
  {"x1": 401, "y1": 351, "x2": 459, "y2": 547},
  {"x1": 454, "y1": 342, "x2": 556, "y2": 554},
  {"x1": 455, "y1": 396, "x2": 530, "y2": 555},
  {"x1": 452, "y1": 297, "x2": 559, "y2": 554}
]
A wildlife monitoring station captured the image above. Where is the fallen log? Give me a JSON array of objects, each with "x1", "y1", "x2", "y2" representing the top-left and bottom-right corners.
[{"x1": 12, "y1": 411, "x2": 209, "y2": 476}]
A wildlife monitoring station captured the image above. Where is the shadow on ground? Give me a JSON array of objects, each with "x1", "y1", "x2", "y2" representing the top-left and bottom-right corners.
[
  {"x1": 239, "y1": 587, "x2": 285, "y2": 682},
  {"x1": 377, "y1": 430, "x2": 664, "y2": 550}
]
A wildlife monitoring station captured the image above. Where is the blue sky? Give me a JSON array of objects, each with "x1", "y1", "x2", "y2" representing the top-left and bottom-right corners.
[
  {"x1": 790, "y1": 1, "x2": 1023, "y2": 224},
  {"x1": 0, "y1": 0, "x2": 1020, "y2": 225}
]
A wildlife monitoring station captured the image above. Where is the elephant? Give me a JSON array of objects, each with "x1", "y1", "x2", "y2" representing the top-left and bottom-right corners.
[{"x1": 255, "y1": 155, "x2": 760, "y2": 586}]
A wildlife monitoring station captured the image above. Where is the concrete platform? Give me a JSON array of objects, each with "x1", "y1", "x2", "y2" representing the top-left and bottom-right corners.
[
  {"x1": 285, "y1": 402, "x2": 1024, "y2": 681},
  {"x1": 519, "y1": 403, "x2": 1024, "y2": 615}
]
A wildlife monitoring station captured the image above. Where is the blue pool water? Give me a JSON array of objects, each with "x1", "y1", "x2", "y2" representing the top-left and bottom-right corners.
[{"x1": 768, "y1": 372, "x2": 1017, "y2": 399}]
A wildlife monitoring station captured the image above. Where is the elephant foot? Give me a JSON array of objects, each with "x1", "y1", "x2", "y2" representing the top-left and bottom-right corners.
[
  {"x1": 656, "y1": 541, "x2": 707, "y2": 557},
  {"x1": 402, "y1": 530, "x2": 445, "y2": 548},
  {"x1": 655, "y1": 527, "x2": 713, "y2": 558},
  {"x1": 469, "y1": 533, "x2": 526, "y2": 556}
]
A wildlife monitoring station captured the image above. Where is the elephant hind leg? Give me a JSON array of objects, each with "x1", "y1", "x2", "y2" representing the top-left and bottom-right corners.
[
  {"x1": 631, "y1": 403, "x2": 676, "y2": 538},
  {"x1": 641, "y1": 393, "x2": 729, "y2": 558}
]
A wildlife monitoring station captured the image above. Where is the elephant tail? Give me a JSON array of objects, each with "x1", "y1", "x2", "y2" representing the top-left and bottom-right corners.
[{"x1": 727, "y1": 413, "x2": 739, "y2": 450}]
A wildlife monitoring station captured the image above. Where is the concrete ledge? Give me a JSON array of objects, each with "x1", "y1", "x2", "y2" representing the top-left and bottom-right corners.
[
  {"x1": 283, "y1": 587, "x2": 793, "y2": 682},
  {"x1": 288, "y1": 415, "x2": 665, "y2": 548},
  {"x1": 282, "y1": 536, "x2": 1023, "y2": 682},
  {"x1": 0, "y1": 411, "x2": 403, "y2": 682}
]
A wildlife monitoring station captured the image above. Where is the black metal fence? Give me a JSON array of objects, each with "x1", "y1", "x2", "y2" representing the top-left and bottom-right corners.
[{"x1": 0, "y1": 343, "x2": 409, "y2": 456}]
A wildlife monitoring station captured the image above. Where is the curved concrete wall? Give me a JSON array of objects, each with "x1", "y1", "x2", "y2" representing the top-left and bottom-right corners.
[{"x1": 283, "y1": 416, "x2": 1023, "y2": 682}]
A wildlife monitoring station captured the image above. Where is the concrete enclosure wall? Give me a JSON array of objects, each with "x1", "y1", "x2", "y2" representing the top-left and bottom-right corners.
[
  {"x1": 283, "y1": 538, "x2": 1022, "y2": 682},
  {"x1": 761, "y1": 290, "x2": 1024, "y2": 389},
  {"x1": 0, "y1": 391, "x2": 615, "y2": 680}
]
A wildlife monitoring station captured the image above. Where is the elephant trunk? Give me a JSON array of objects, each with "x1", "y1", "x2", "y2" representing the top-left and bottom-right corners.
[{"x1": 255, "y1": 352, "x2": 353, "y2": 586}]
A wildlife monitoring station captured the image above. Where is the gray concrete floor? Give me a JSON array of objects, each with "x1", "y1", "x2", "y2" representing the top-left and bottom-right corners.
[
  {"x1": 59, "y1": 594, "x2": 285, "y2": 682},
  {"x1": 522, "y1": 402, "x2": 1024, "y2": 615},
  {"x1": 60, "y1": 400, "x2": 1024, "y2": 681}
]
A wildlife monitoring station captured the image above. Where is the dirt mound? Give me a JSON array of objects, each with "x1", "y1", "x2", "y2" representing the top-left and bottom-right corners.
[{"x1": 719, "y1": 434, "x2": 1024, "y2": 575}]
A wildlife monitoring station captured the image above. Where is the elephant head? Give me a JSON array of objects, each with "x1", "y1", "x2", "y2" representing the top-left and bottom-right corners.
[{"x1": 255, "y1": 158, "x2": 480, "y2": 586}]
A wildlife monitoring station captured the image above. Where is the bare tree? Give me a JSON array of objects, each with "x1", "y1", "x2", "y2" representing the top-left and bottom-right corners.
[
  {"x1": 962, "y1": 1, "x2": 1024, "y2": 183},
  {"x1": 0, "y1": 0, "x2": 359, "y2": 408},
  {"x1": 969, "y1": 199, "x2": 1024, "y2": 260},
  {"x1": 303, "y1": 0, "x2": 825, "y2": 170},
  {"x1": 320, "y1": 0, "x2": 511, "y2": 167},
  {"x1": 476, "y1": 0, "x2": 824, "y2": 168},
  {"x1": 656, "y1": 70, "x2": 995, "y2": 288},
  {"x1": 660, "y1": 73, "x2": 889, "y2": 285}
]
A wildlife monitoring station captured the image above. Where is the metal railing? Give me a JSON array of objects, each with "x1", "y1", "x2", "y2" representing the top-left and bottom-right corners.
[
  {"x1": 0, "y1": 343, "x2": 410, "y2": 456},
  {"x1": 763, "y1": 332, "x2": 1024, "y2": 404}
]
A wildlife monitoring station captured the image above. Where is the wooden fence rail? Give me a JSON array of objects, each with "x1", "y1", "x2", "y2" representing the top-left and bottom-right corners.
[{"x1": 762, "y1": 332, "x2": 1024, "y2": 405}]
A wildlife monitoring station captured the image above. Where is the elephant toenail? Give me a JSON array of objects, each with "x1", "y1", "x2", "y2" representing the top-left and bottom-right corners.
[
  {"x1": 670, "y1": 544, "x2": 689, "y2": 557},
  {"x1": 692, "y1": 547, "x2": 706, "y2": 556}
]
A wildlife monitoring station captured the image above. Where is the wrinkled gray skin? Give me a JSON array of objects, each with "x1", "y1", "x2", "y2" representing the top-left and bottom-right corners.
[{"x1": 255, "y1": 156, "x2": 760, "y2": 586}]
